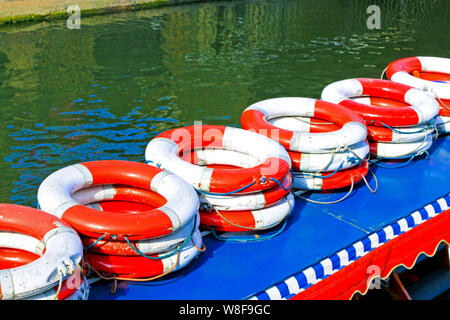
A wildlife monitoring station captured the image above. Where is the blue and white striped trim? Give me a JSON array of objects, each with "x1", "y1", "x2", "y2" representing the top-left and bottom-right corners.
[{"x1": 249, "y1": 193, "x2": 450, "y2": 300}]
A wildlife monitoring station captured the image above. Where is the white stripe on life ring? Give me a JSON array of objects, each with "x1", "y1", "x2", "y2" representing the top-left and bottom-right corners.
[
  {"x1": 371, "y1": 134, "x2": 434, "y2": 159},
  {"x1": 296, "y1": 140, "x2": 368, "y2": 172},
  {"x1": 158, "y1": 229, "x2": 203, "y2": 274},
  {"x1": 251, "y1": 193, "x2": 295, "y2": 229},
  {"x1": 436, "y1": 115, "x2": 450, "y2": 134}
]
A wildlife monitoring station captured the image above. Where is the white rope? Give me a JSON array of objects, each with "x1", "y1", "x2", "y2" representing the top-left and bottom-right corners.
[
  {"x1": 361, "y1": 167, "x2": 378, "y2": 194},
  {"x1": 380, "y1": 66, "x2": 387, "y2": 79},
  {"x1": 294, "y1": 178, "x2": 354, "y2": 205},
  {"x1": 53, "y1": 269, "x2": 64, "y2": 300}
]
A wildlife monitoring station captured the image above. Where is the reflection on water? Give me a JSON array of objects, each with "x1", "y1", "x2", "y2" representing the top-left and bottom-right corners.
[{"x1": 0, "y1": 0, "x2": 448, "y2": 206}]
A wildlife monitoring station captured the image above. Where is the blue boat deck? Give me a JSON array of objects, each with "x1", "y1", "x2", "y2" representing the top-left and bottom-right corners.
[{"x1": 88, "y1": 136, "x2": 450, "y2": 300}]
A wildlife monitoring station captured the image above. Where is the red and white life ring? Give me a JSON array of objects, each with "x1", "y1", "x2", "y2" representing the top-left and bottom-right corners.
[
  {"x1": 37, "y1": 160, "x2": 199, "y2": 241},
  {"x1": 386, "y1": 56, "x2": 450, "y2": 133},
  {"x1": 386, "y1": 56, "x2": 450, "y2": 102},
  {"x1": 86, "y1": 229, "x2": 203, "y2": 278},
  {"x1": 241, "y1": 97, "x2": 367, "y2": 153},
  {"x1": 145, "y1": 125, "x2": 291, "y2": 194},
  {"x1": 292, "y1": 161, "x2": 369, "y2": 191},
  {"x1": 0, "y1": 246, "x2": 87, "y2": 300},
  {"x1": 200, "y1": 193, "x2": 294, "y2": 232},
  {"x1": 52, "y1": 178, "x2": 203, "y2": 279},
  {"x1": 321, "y1": 78, "x2": 439, "y2": 127},
  {"x1": 0, "y1": 204, "x2": 83, "y2": 300}
]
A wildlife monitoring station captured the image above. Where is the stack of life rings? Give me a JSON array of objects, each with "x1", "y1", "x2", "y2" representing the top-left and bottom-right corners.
[
  {"x1": 37, "y1": 160, "x2": 203, "y2": 281},
  {"x1": 386, "y1": 56, "x2": 450, "y2": 135},
  {"x1": 241, "y1": 98, "x2": 371, "y2": 195},
  {"x1": 0, "y1": 204, "x2": 85, "y2": 300},
  {"x1": 1, "y1": 55, "x2": 448, "y2": 298},
  {"x1": 145, "y1": 125, "x2": 295, "y2": 240},
  {"x1": 321, "y1": 78, "x2": 440, "y2": 162}
]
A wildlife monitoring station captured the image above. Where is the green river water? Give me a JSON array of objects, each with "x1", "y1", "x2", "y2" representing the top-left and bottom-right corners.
[{"x1": 0, "y1": 0, "x2": 449, "y2": 207}]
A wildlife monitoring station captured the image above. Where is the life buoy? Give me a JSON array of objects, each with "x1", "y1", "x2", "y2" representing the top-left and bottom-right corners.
[
  {"x1": 0, "y1": 204, "x2": 83, "y2": 300},
  {"x1": 292, "y1": 161, "x2": 369, "y2": 191},
  {"x1": 60, "y1": 178, "x2": 203, "y2": 279},
  {"x1": 241, "y1": 97, "x2": 367, "y2": 153},
  {"x1": 321, "y1": 78, "x2": 439, "y2": 127},
  {"x1": 200, "y1": 193, "x2": 294, "y2": 232},
  {"x1": 386, "y1": 56, "x2": 450, "y2": 133},
  {"x1": 145, "y1": 125, "x2": 291, "y2": 193},
  {"x1": 386, "y1": 56, "x2": 450, "y2": 102},
  {"x1": 86, "y1": 229, "x2": 203, "y2": 278},
  {"x1": 287, "y1": 141, "x2": 368, "y2": 172},
  {"x1": 37, "y1": 160, "x2": 199, "y2": 241}
]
